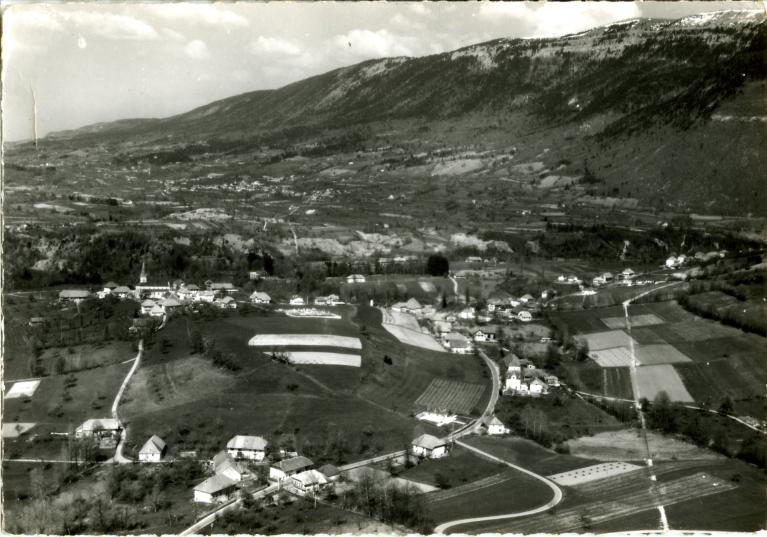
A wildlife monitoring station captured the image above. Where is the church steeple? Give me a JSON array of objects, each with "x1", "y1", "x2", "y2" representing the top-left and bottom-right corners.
[{"x1": 140, "y1": 260, "x2": 147, "y2": 284}]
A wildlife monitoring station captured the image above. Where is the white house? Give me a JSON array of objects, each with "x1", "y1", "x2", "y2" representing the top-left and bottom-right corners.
[
  {"x1": 112, "y1": 286, "x2": 132, "y2": 299},
  {"x1": 212, "y1": 450, "x2": 245, "y2": 482},
  {"x1": 289, "y1": 469, "x2": 329, "y2": 495},
  {"x1": 250, "y1": 291, "x2": 271, "y2": 304},
  {"x1": 520, "y1": 294, "x2": 534, "y2": 304},
  {"x1": 138, "y1": 435, "x2": 166, "y2": 462},
  {"x1": 471, "y1": 326, "x2": 498, "y2": 342},
  {"x1": 517, "y1": 311, "x2": 533, "y2": 322},
  {"x1": 59, "y1": 289, "x2": 91, "y2": 303},
  {"x1": 442, "y1": 332, "x2": 472, "y2": 354},
  {"x1": 458, "y1": 307, "x2": 476, "y2": 320},
  {"x1": 215, "y1": 296, "x2": 237, "y2": 309},
  {"x1": 226, "y1": 435, "x2": 268, "y2": 461},
  {"x1": 193, "y1": 474, "x2": 238, "y2": 504},
  {"x1": 346, "y1": 274, "x2": 366, "y2": 284},
  {"x1": 270, "y1": 456, "x2": 314, "y2": 482},
  {"x1": 529, "y1": 378, "x2": 549, "y2": 395},
  {"x1": 411, "y1": 434, "x2": 448, "y2": 459},
  {"x1": 621, "y1": 268, "x2": 636, "y2": 280},
  {"x1": 196, "y1": 290, "x2": 217, "y2": 303},
  {"x1": 75, "y1": 418, "x2": 121, "y2": 439},
  {"x1": 289, "y1": 296, "x2": 305, "y2": 306},
  {"x1": 160, "y1": 297, "x2": 183, "y2": 312},
  {"x1": 149, "y1": 304, "x2": 165, "y2": 318},
  {"x1": 505, "y1": 356, "x2": 522, "y2": 391},
  {"x1": 140, "y1": 299, "x2": 156, "y2": 315},
  {"x1": 486, "y1": 416, "x2": 509, "y2": 436}
]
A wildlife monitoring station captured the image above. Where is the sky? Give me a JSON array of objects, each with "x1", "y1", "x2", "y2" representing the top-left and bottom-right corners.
[{"x1": 2, "y1": 1, "x2": 763, "y2": 141}]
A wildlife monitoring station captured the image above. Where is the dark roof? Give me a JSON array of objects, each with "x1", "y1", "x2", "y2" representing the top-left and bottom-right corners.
[
  {"x1": 194, "y1": 474, "x2": 237, "y2": 494},
  {"x1": 318, "y1": 464, "x2": 340, "y2": 477},
  {"x1": 278, "y1": 456, "x2": 314, "y2": 473}
]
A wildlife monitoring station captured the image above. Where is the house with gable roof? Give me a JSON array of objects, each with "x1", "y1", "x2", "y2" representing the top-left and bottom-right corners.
[{"x1": 138, "y1": 435, "x2": 166, "y2": 462}]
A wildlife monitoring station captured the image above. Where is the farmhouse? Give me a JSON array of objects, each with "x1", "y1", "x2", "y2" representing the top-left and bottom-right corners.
[
  {"x1": 457, "y1": 307, "x2": 476, "y2": 320},
  {"x1": 289, "y1": 296, "x2": 306, "y2": 306},
  {"x1": 517, "y1": 311, "x2": 533, "y2": 322},
  {"x1": 59, "y1": 289, "x2": 90, "y2": 303},
  {"x1": 76, "y1": 418, "x2": 121, "y2": 447},
  {"x1": 149, "y1": 304, "x2": 165, "y2": 318},
  {"x1": 289, "y1": 470, "x2": 329, "y2": 495},
  {"x1": 392, "y1": 298, "x2": 423, "y2": 315},
  {"x1": 529, "y1": 377, "x2": 549, "y2": 395},
  {"x1": 486, "y1": 416, "x2": 509, "y2": 436},
  {"x1": 505, "y1": 356, "x2": 522, "y2": 391},
  {"x1": 112, "y1": 285, "x2": 132, "y2": 299},
  {"x1": 470, "y1": 326, "x2": 498, "y2": 342},
  {"x1": 346, "y1": 274, "x2": 366, "y2": 283},
  {"x1": 412, "y1": 434, "x2": 448, "y2": 459},
  {"x1": 193, "y1": 474, "x2": 238, "y2": 504},
  {"x1": 314, "y1": 294, "x2": 342, "y2": 306},
  {"x1": 140, "y1": 299, "x2": 156, "y2": 315},
  {"x1": 103, "y1": 281, "x2": 119, "y2": 293},
  {"x1": 212, "y1": 450, "x2": 245, "y2": 482},
  {"x1": 620, "y1": 268, "x2": 636, "y2": 280},
  {"x1": 226, "y1": 435, "x2": 268, "y2": 461},
  {"x1": 520, "y1": 294, "x2": 534, "y2": 303},
  {"x1": 75, "y1": 418, "x2": 121, "y2": 438},
  {"x1": 215, "y1": 296, "x2": 237, "y2": 309},
  {"x1": 250, "y1": 291, "x2": 271, "y2": 304},
  {"x1": 430, "y1": 320, "x2": 453, "y2": 335},
  {"x1": 209, "y1": 282, "x2": 237, "y2": 294},
  {"x1": 160, "y1": 297, "x2": 183, "y2": 312},
  {"x1": 465, "y1": 256, "x2": 484, "y2": 264},
  {"x1": 442, "y1": 332, "x2": 473, "y2": 354},
  {"x1": 270, "y1": 456, "x2": 314, "y2": 481},
  {"x1": 138, "y1": 435, "x2": 166, "y2": 463}
]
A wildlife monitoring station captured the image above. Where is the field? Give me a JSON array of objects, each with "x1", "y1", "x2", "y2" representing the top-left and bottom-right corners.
[
  {"x1": 547, "y1": 461, "x2": 643, "y2": 486},
  {"x1": 580, "y1": 330, "x2": 637, "y2": 351},
  {"x1": 552, "y1": 300, "x2": 767, "y2": 408},
  {"x1": 353, "y1": 306, "x2": 491, "y2": 417},
  {"x1": 414, "y1": 379, "x2": 486, "y2": 415},
  {"x1": 566, "y1": 429, "x2": 722, "y2": 461},
  {"x1": 480, "y1": 469, "x2": 734, "y2": 533},
  {"x1": 398, "y1": 446, "x2": 505, "y2": 488},
  {"x1": 3, "y1": 358, "x2": 133, "y2": 459},
  {"x1": 248, "y1": 334, "x2": 362, "y2": 349},
  {"x1": 5, "y1": 380, "x2": 41, "y2": 399},
  {"x1": 423, "y1": 468, "x2": 555, "y2": 526},
  {"x1": 380, "y1": 309, "x2": 445, "y2": 351},
  {"x1": 119, "y1": 306, "x2": 491, "y2": 463},
  {"x1": 463, "y1": 436, "x2": 597, "y2": 475},
  {"x1": 590, "y1": 346, "x2": 633, "y2": 367},
  {"x1": 285, "y1": 352, "x2": 361, "y2": 367},
  {"x1": 602, "y1": 313, "x2": 664, "y2": 329},
  {"x1": 635, "y1": 364, "x2": 694, "y2": 402},
  {"x1": 380, "y1": 323, "x2": 445, "y2": 351}
]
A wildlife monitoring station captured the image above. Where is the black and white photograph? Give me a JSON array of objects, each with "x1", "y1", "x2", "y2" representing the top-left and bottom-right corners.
[{"x1": 2, "y1": 1, "x2": 766, "y2": 534}]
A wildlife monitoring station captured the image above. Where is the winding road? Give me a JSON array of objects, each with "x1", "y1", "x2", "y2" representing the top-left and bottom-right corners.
[{"x1": 434, "y1": 440, "x2": 563, "y2": 534}]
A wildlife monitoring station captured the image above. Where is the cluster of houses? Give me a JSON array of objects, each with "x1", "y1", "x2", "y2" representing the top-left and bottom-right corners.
[
  {"x1": 59, "y1": 262, "x2": 240, "y2": 315},
  {"x1": 503, "y1": 355, "x2": 559, "y2": 397},
  {"x1": 192, "y1": 435, "x2": 340, "y2": 504}
]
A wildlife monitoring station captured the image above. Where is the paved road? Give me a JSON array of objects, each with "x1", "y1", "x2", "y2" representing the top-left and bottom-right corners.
[
  {"x1": 434, "y1": 440, "x2": 563, "y2": 534},
  {"x1": 448, "y1": 275, "x2": 459, "y2": 297},
  {"x1": 338, "y1": 450, "x2": 408, "y2": 472},
  {"x1": 447, "y1": 349, "x2": 500, "y2": 440},
  {"x1": 179, "y1": 484, "x2": 278, "y2": 536},
  {"x1": 109, "y1": 339, "x2": 143, "y2": 464}
]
